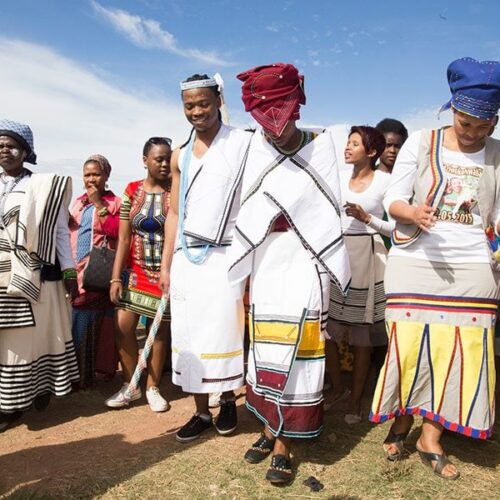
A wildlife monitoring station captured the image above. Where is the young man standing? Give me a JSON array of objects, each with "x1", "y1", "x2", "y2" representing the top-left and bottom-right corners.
[{"x1": 160, "y1": 74, "x2": 252, "y2": 442}]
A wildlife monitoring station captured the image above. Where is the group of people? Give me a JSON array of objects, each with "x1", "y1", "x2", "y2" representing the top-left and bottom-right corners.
[{"x1": 0, "y1": 56, "x2": 499, "y2": 486}]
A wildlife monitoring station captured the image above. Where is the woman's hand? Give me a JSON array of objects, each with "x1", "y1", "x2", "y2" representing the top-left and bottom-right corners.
[
  {"x1": 110, "y1": 281, "x2": 123, "y2": 304},
  {"x1": 87, "y1": 184, "x2": 104, "y2": 208},
  {"x1": 63, "y1": 278, "x2": 79, "y2": 301},
  {"x1": 159, "y1": 269, "x2": 170, "y2": 294},
  {"x1": 412, "y1": 196, "x2": 437, "y2": 232},
  {"x1": 344, "y1": 202, "x2": 371, "y2": 224}
]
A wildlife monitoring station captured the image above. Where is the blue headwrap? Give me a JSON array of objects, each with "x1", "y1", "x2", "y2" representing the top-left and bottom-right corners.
[
  {"x1": 440, "y1": 58, "x2": 500, "y2": 120},
  {"x1": 0, "y1": 119, "x2": 37, "y2": 164}
]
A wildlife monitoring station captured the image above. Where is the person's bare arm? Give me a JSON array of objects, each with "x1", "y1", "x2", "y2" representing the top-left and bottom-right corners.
[
  {"x1": 389, "y1": 196, "x2": 436, "y2": 232},
  {"x1": 109, "y1": 219, "x2": 132, "y2": 304},
  {"x1": 159, "y1": 148, "x2": 180, "y2": 293}
]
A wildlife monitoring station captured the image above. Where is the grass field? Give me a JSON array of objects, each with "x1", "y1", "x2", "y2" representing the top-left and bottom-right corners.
[{"x1": 1, "y1": 376, "x2": 499, "y2": 500}]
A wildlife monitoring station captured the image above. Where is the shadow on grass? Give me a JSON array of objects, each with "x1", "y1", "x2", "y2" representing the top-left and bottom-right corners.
[
  {"x1": 0, "y1": 391, "x2": 263, "y2": 498},
  {"x1": 5, "y1": 372, "x2": 188, "y2": 435}
]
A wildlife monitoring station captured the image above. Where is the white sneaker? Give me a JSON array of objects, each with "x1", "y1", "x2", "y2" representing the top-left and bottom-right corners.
[
  {"x1": 209, "y1": 392, "x2": 222, "y2": 408},
  {"x1": 146, "y1": 386, "x2": 170, "y2": 412},
  {"x1": 105, "y1": 383, "x2": 142, "y2": 408},
  {"x1": 344, "y1": 413, "x2": 362, "y2": 425}
]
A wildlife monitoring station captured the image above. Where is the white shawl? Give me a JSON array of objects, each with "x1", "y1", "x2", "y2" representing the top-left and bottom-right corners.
[
  {"x1": 8, "y1": 173, "x2": 72, "y2": 302},
  {"x1": 227, "y1": 129, "x2": 351, "y2": 295},
  {"x1": 182, "y1": 125, "x2": 253, "y2": 245}
]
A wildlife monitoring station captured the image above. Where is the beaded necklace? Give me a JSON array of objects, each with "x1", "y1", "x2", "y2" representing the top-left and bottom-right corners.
[{"x1": 268, "y1": 130, "x2": 312, "y2": 156}]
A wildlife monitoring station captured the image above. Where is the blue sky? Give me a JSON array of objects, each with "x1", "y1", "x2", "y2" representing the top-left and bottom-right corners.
[{"x1": 1, "y1": 0, "x2": 499, "y2": 193}]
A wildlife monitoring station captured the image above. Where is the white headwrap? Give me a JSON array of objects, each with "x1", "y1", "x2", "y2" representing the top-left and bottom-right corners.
[{"x1": 180, "y1": 73, "x2": 230, "y2": 125}]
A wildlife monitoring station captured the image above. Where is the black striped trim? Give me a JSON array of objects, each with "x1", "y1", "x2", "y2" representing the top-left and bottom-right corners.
[
  {"x1": 0, "y1": 341, "x2": 78, "y2": 411},
  {"x1": 10, "y1": 274, "x2": 40, "y2": 301},
  {"x1": 1, "y1": 206, "x2": 19, "y2": 227},
  {"x1": 290, "y1": 154, "x2": 341, "y2": 217},
  {"x1": 263, "y1": 193, "x2": 347, "y2": 295},
  {"x1": 0, "y1": 238, "x2": 11, "y2": 252},
  {"x1": 0, "y1": 287, "x2": 35, "y2": 328},
  {"x1": 36, "y1": 175, "x2": 69, "y2": 264},
  {"x1": 202, "y1": 373, "x2": 243, "y2": 383},
  {"x1": 0, "y1": 260, "x2": 11, "y2": 273},
  {"x1": 241, "y1": 154, "x2": 287, "y2": 206}
]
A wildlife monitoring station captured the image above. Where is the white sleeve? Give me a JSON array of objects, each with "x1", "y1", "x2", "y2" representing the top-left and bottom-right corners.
[
  {"x1": 328, "y1": 132, "x2": 343, "y2": 208},
  {"x1": 366, "y1": 214, "x2": 395, "y2": 237},
  {"x1": 383, "y1": 131, "x2": 421, "y2": 213},
  {"x1": 56, "y1": 206, "x2": 75, "y2": 270}
]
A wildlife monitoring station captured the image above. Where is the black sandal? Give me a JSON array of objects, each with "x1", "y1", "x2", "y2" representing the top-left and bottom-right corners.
[
  {"x1": 265, "y1": 454, "x2": 293, "y2": 485},
  {"x1": 416, "y1": 447, "x2": 460, "y2": 480},
  {"x1": 383, "y1": 425, "x2": 412, "y2": 461},
  {"x1": 244, "y1": 433, "x2": 276, "y2": 464}
]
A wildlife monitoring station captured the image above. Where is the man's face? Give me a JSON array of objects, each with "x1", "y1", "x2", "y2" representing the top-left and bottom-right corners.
[{"x1": 182, "y1": 88, "x2": 221, "y2": 132}]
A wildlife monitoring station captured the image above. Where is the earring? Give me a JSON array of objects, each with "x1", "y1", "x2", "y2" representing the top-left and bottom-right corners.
[{"x1": 105, "y1": 182, "x2": 109, "y2": 189}]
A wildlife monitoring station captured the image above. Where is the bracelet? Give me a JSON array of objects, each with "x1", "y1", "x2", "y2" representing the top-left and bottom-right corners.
[
  {"x1": 109, "y1": 278, "x2": 122, "y2": 284},
  {"x1": 62, "y1": 268, "x2": 77, "y2": 280},
  {"x1": 97, "y1": 206, "x2": 109, "y2": 217}
]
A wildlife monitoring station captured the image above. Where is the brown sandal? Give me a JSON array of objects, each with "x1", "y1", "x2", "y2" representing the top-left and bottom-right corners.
[
  {"x1": 383, "y1": 427, "x2": 411, "y2": 461},
  {"x1": 416, "y1": 447, "x2": 460, "y2": 480}
]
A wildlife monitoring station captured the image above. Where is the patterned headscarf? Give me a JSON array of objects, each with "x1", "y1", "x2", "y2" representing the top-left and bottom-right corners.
[
  {"x1": 84, "y1": 154, "x2": 112, "y2": 179},
  {"x1": 237, "y1": 63, "x2": 306, "y2": 136},
  {"x1": 0, "y1": 118, "x2": 37, "y2": 164}
]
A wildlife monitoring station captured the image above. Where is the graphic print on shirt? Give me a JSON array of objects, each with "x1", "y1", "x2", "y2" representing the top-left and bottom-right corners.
[{"x1": 435, "y1": 163, "x2": 482, "y2": 225}]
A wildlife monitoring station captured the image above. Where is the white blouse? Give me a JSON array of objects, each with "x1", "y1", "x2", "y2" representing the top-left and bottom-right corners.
[
  {"x1": 385, "y1": 130, "x2": 498, "y2": 263},
  {"x1": 340, "y1": 169, "x2": 394, "y2": 237}
]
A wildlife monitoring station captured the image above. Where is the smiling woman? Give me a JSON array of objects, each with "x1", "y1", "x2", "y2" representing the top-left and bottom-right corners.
[
  {"x1": 105, "y1": 137, "x2": 172, "y2": 413},
  {"x1": 370, "y1": 57, "x2": 500, "y2": 480}
]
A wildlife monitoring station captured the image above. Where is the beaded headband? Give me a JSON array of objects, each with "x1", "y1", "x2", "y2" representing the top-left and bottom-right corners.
[{"x1": 180, "y1": 77, "x2": 218, "y2": 91}]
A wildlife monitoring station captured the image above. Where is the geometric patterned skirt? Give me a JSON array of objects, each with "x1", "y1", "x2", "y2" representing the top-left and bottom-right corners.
[
  {"x1": 246, "y1": 231, "x2": 330, "y2": 439},
  {"x1": 328, "y1": 233, "x2": 387, "y2": 326},
  {"x1": 370, "y1": 256, "x2": 498, "y2": 439},
  {"x1": 117, "y1": 263, "x2": 170, "y2": 320}
]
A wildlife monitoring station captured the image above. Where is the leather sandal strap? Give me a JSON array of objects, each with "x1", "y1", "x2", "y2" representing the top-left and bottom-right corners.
[
  {"x1": 384, "y1": 428, "x2": 410, "y2": 444},
  {"x1": 433, "y1": 454, "x2": 452, "y2": 475}
]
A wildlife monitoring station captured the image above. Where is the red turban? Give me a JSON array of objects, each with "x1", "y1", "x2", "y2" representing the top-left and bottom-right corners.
[{"x1": 237, "y1": 63, "x2": 305, "y2": 136}]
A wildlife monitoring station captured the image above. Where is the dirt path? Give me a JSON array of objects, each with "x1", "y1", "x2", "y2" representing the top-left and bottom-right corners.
[{"x1": 1, "y1": 376, "x2": 499, "y2": 499}]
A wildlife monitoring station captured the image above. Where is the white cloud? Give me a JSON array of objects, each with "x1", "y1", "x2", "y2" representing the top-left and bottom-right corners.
[
  {"x1": 90, "y1": 0, "x2": 233, "y2": 67},
  {"x1": 265, "y1": 24, "x2": 280, "y2": 33},
  {"x1": 0, "y1": 38, "x2": 191, "y2": 196}
]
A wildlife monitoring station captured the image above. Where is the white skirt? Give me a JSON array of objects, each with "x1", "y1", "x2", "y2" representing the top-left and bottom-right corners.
[
  {"x1": 246, "y1": 231, "x2": 330, "y2": 438},
  {"x1": 0, "y1": 281, "x2": 79, "y2": 413},
  {"x1": 170, "y1": 246, "x2": 245, "y2": 393}
]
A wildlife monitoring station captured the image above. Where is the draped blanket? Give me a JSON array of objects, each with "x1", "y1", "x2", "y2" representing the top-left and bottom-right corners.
[
  {"x1": 227, "y1": 129, "x2": 351, "y2": 295},
  {"x1": 182, "y1": 125, "x2": 253, "y2": 245},
  {"x1": 7, "y1": 174, "x2": 71, "y2": 303}
]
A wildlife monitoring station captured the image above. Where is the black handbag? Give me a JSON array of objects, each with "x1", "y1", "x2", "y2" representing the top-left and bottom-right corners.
[{"x1": 82, "y1": 239, "x2": 116, "y2": 292}]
